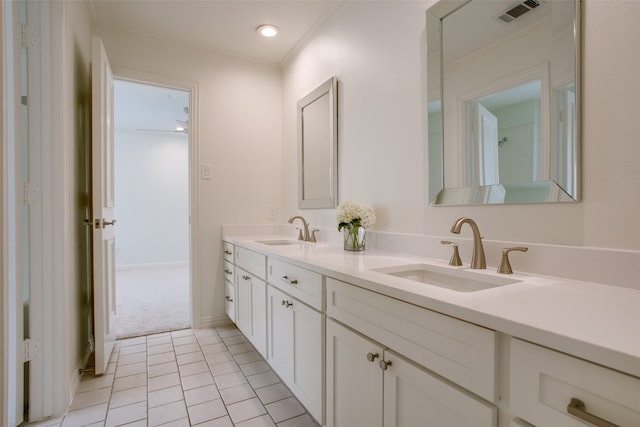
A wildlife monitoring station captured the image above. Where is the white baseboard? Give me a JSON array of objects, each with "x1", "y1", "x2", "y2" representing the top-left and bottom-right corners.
[{"x1": 199, "y1": 314, "x2": 233, "y2": 329}]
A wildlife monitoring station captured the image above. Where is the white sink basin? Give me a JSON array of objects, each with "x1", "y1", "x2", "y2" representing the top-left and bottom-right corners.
[
  {"x1": 372, "y1": 263, "x2": 520, "y2": 292},
  {"x1": 255, "y1": 239, "x2": 301, "y2": 246}
]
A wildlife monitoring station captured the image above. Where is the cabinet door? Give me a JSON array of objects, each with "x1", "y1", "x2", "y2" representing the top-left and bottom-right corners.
[
  {"x1": 267, "y1": 286, "x2": 294, "y2": 380},
  {"x1": 326, "y1": 319, "x2": 383, "y2": 427},
  {"x1": 237, "y1": 269, "x2": 267, "y2": 356},
  {"x1": 291, "y1": 295, "x2": 323, "y2": 423},
  {"x1": 383, "y1": 349, "x2": 497, "y2": 427},
  {"x1": 236, "y1": 270, "x2": 252, "y2": 337},
  {"x1": 250, "y1": 277, "x2": 267, "y2": 356}
]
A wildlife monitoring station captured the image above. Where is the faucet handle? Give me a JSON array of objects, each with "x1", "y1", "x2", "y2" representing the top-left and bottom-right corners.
[
  {"x1": 440, "y1": 240, "x2": 462, "y2": 266},
  {"x1": 498, "y1": 247, "x2": 528, "y2": 274},
  {"x1": 311, "y1": 229, "x2": 319, "y2": 242},
  {"x1": 295, "y1": 227, "x2": 304, "y2": 241}
]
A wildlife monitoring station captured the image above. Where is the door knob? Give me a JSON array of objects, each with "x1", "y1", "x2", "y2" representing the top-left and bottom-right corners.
[{"x1": 103, "y1": 219, "x2": 117, "y2": 226}]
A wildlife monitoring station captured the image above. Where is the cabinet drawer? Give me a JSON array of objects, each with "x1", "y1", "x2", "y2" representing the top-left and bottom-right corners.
[
  {"x1": 268, "y1": 258, "x2": 323, "y2": 310},
  {"x1": 223, "y1": 260, "x2": 235, "y2": 284},
  {"x1": 326, "y1": 277, "x2": 496, "y2": 402},
  {"x1": 235, "y1": 246, "x2": 266, "y2": 280},
  {"x1": 223, "y1": 241, "x2": 234, "y2": 262},
  {"x1": 225, "y1": 280, "x2": 236, "y2": 323},
  {"x1": 510, "y1": 338, "x2": 640, "y2": 427}
]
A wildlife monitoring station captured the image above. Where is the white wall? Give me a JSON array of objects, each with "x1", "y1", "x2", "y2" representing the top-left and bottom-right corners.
[
  {"x1": 115, "y1": 130, "x2": 189, "y2": 266},
  {"x1": 93, "y1": 27, "x2": 283, "y2": 325},
  {"x1": 283, "y1": 0, "x2": 640, "y2": 251}
]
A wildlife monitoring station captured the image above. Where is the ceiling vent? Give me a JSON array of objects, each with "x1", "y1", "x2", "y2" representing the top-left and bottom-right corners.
[{"x1": 497, "y1": 0, "x2": 541, "y2": 23}]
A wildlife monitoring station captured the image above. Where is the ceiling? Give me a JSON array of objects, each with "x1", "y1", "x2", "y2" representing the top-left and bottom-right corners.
[{"x1": 89, "y1": 0, "x2": 345, "y2": 65}]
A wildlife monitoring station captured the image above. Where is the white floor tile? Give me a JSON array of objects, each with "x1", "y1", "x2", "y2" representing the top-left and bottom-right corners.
[
  {"x1": 104, "y1": 401, "x2": 146, "y2": 427},
  {"x1": 226, "y1": 397, "x2": 268, "y2": 424},
  {"x1": 187, "y1": 398, "x2": 228, "y2": 424},
  {"x1": 112, "y1": 373, "x2": 147, "y2": 393},
  {"x1": 219, "y1": 383, "x2": 256, "y2": 405},
  {"x1": 148, "y1": 384, "x2": 184, "y2": 408},
  {"x1": 148, "y1": 399, "x2": 188, "y2": 426},
  {"x1": 148, "y1": 371, "x2": 181, "y2": 392},
  {"x1": 69, "y1": 387, "x2": 111, "y2": 411},
  {"x1": 265, "y1": 397, "x2": 306, "y2": 423},
  {"x1": 184, "y1": 384, "x2": 221, "y2": 407},
  {"x1": 57, "y1": 327, "x2": 317, "y2": 427},
  {"x1": 108, "y1": 385, "x2": 147, "y2": 409}
]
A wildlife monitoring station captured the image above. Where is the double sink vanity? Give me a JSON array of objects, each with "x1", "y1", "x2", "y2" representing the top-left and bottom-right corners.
[{"x1": 222, "y1": 222, "x2": 640, "y2": 427}]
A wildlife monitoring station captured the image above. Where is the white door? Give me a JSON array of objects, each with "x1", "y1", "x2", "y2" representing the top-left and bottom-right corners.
[
  {"x1": 91, "y1": 37, "x2": 117, "y2": 375},
  {"x1": 466, "y1": 102, "x2": 499, "y2": 186}
]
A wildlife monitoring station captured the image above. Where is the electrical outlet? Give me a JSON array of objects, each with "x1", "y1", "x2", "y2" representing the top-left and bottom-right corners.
[
  {"x1": 268, "y1": 206, "x2": 277, "y2": 220},
  {"x1": 201, "y1": 163, "x2": 212, "y2": 180}
]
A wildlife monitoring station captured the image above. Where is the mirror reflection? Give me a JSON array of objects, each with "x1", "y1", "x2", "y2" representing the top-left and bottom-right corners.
[
  {"x1": 428, "y1": 0, "x2": 579, "y2": 205},
  {"x1": 298, "y1": 77, "x2": 338, "y2": 209}
]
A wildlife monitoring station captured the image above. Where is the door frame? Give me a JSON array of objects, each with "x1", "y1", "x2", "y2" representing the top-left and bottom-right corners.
[{"x1": 112, "y1": 68, "x2": 200, "y2": 329}]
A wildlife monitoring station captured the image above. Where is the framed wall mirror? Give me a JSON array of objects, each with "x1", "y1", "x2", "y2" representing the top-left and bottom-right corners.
[
  {"x1": 297, "y1": 77, "x2": 338, "y2": 209},
  {"x1": 427, "y1": 0, "x2": 580, "y2": 205}
]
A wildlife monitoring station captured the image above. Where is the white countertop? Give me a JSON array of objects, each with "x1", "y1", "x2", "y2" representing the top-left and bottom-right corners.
[{"x1": 224, "y1": 235, "x2": 640, "y2": 379}]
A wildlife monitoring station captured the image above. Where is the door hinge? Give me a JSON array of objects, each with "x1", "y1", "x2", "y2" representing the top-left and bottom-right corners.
[
  {"x1": 23, "y1": 338, "x2": 40, "y2": 362},
  {"x1": 23, "y1": 182, "x2": 40, "y2": 205},
  {"x1": 20, "y1": 23, "x2": 37, "y2": 48}
]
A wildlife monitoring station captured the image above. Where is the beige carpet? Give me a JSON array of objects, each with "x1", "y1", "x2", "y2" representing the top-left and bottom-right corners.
[{"x1": 115, "y1": 265, "x2": 191, "y2": 339}]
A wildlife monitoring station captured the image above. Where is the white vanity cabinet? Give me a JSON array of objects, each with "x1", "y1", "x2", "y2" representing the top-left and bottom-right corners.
[
  {"x1": 510, "y1": 338, "x2": 640, "y2": 427},
  {"x1": 326, "y1": 277, "x2": 497, "y2": 427},
  {"x1": 266, "y1": 258, "x2": 324, "y2": 424}
]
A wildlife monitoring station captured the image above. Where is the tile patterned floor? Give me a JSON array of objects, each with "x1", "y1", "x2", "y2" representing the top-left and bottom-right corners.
[{"x1": 30, "y1": 326, "x2": 319, "y2": 427}]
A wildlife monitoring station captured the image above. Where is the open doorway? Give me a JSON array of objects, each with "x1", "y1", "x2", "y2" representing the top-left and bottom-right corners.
[{"x1": 113, "y1": 79, "x2": 191, "y2": 339}]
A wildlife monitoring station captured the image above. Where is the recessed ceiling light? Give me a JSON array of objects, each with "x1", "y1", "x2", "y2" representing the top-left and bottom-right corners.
[{"x1": 257, "y1": 24, "x2": 279, "y2": 38}]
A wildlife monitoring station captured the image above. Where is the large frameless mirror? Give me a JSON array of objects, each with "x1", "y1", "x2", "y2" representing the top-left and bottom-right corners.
[
  {"x1": 297, "y1": 77, "x2": 338, "y2": 209},
  {"x1": 427, "y1": 0, "x2": 580, "y2": 205}
]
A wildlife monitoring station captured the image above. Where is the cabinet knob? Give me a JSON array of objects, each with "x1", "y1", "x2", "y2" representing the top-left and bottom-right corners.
[
  {"x1": 281, "y1": 299, "x2": 293, "y2": 308},
  {"x1": 224, "y1": 269, "x2": 232, "y2": 275},
  {"x1": 242, "y1": 275, "x2": 251, "y2": 280},
  {"x1": 366, "y1": 352, "x2": 379, "y2": 362},
  {"x1": 379, "y1": 359, "x2": 392, "y2": 371},
  {"x1": 224, "y1": 296, "x2": 233, "y2": 302},
  {"x1": 224, "y1": 250, "x2": 232, "y2": 255}
]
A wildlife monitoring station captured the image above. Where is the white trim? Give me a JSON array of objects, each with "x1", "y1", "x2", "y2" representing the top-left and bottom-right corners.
[
  {"x1": 199, "y1": 315, "x2": 234, "y2": 329},
  {"x1": 116, "y1": 261, "x2": 189, "y2": 271},
  {"x1": 1, "y1": 1, "x2": 8, "y2": 423},
  {"x1": 110, "y1": 67, "x2": 201, "y2": 329}
]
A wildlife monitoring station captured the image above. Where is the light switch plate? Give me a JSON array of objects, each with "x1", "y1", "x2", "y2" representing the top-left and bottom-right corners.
[{"x1": 201, "y1": 163, "x2": 212, "y2": 180}]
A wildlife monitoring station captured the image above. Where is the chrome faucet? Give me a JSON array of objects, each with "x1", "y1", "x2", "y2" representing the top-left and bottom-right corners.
[
  {"x1": 450, "y1": 217, "x2": 486, "y2": 269},
  {"x1": 288, "y1": 215, "x2": 316, "y2": 242}
]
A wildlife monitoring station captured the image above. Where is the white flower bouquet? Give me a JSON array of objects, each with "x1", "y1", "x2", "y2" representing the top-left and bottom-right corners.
[{"x1": 337, "y1": 201, "x2": 376, "y2": 251}]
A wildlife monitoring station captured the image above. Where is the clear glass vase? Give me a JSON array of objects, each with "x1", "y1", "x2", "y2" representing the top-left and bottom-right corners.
[{"x1": 343, "y1": 226, "x2": 366, "y2": 251}]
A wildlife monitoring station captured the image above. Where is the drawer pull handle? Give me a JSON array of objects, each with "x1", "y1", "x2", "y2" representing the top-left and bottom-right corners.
[
  {"x1": 242, "y1": 275, "x2": 251, "y2": 280},
  {"x1": 366, "y1": 352, "x2": 379, "y2": 362},
  {"x1": 224, "y1": 269, "x2": 232, "y2": 275},
  {"x1": 224, "y1": 250, "x2": 232, "y2": 255},
  {"x1": 225, "y1": 296, "x2": 233, "y2": 302},
  {"x1": 281, "y1": 275, "x2": 298, "y2": 285},
  {"x1": 567, "y1": 398, "x2": 619, "y2": 427}
]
